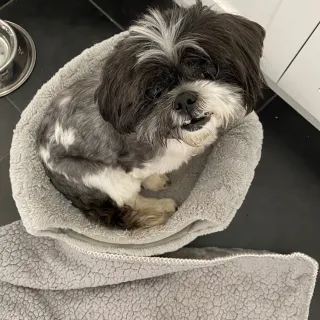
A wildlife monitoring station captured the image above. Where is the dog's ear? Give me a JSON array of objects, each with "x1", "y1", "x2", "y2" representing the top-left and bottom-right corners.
[
  {"x1": 192, "y1": 4, "x2": 266, "y2": 59},
  {"x1": 94, "y1": 42, "x2": 138, "y2": 134},
  {"x1": 229, "y1": 14, "x2": 266, "y2": 59},
  {"x1": 217, "y1": 13, "x2": 266, "y2": 112}
]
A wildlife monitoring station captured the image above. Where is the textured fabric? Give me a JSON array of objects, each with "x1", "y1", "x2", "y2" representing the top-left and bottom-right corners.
[
  {"x1": 0, "y1": 221, "x2": 318, "y2": 320},
  {"x1": 10, "y1": 32, "x2": 263, "y2": 256}
]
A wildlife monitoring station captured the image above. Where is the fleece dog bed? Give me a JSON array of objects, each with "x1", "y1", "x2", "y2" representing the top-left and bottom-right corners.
[
  {"x1": 6, "y1": 32, "x2": 318, "y2": 319},
  {"x1": 10, "y1": 32, "x2": 264, "y2": 256}
]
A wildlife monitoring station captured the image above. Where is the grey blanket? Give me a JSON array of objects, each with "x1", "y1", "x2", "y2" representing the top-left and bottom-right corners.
[
  {"x1": 10, "y1": 32, "x2": 263, "y2": 256},
  {"x1": 4, "y1": 32, "x2": 318, "y2": 319},
  {"x1": 0, "y1": 221, "x2": 317, "y2": 319}
]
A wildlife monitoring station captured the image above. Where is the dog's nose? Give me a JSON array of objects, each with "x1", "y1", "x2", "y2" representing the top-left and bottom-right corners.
[{"x1": 174, "y1": 92, "x2": 197, "y2": 115}]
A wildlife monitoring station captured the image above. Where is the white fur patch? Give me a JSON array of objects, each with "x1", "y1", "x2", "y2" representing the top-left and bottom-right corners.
[
  {"x1": 54, "y1": 122, "x2": 76, "y2": 150},
  {"x1": 58, "y1": 96, "x2": 72, "y2": 108},
  {"x1": 130, "y1": 9, "x2": 205, "y2": 64},
  {"x1": 82, "y1": 168, "x2": 141, "y2": 207},
  {"x1": 131, "y1": 138, "x2": 213, "y2": 180},
  {"x1": 39, "y1": 146, "x2": 53, "y2": 170}
]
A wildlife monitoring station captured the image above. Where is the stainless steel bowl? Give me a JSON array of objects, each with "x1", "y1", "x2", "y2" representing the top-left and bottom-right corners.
[
  {"x1": 0, "y1": 19, "x2": 17, "y2": 73},
  {"x1": 0, "y1": 20, "x2": 36, "y2": 97}
]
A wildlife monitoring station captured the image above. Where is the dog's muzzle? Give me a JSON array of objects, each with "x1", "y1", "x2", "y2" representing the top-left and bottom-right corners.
[{"x1": 175, "y1": 91, "x2": 212, "y2": 132}]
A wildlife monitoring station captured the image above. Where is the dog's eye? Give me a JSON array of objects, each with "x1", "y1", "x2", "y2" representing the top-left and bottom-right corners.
[
  {"x1": 145, "y1": 85, "x2": 163, "y2": 99},
  {"x1": 201, "y1": 64, "x2": 219, "y2": 80}
]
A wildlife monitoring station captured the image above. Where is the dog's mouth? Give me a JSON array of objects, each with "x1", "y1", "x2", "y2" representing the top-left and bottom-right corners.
[{"x1": 181, "y1": 113, "x2": 212, "y2": 132}]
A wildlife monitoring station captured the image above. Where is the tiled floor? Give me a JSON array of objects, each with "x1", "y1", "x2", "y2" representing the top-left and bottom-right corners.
[
  {"x1": 0, "y1": 0, "x2": 319, "y2": 318},
  {"x1": 91, "y1": 0, "x2": 173, "y2": 29}
]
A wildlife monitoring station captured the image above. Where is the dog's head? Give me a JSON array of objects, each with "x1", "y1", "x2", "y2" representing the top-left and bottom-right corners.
[{"x1": 95, "y1": 1, "x2": 265, "y2": 146}]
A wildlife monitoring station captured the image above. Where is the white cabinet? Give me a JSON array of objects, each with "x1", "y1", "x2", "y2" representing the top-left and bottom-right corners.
[
  {"x1": 278, "y1": 25, "x2": 320, "y2": 122},
  {"x1": 262, "y1": 0, "x2": 320, "y2": 83}
]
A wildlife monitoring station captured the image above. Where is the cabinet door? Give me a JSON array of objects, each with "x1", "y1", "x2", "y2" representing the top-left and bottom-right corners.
[
  {"x1": 278, "y1": 25, "x2": 320, "y2": 123},
  {"x1": 262, "y1": 0, "x2": 320, "y2": 83}
]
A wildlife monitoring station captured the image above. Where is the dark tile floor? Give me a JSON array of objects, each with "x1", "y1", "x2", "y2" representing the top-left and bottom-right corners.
[
  {"x1": 91, "y1": 0, "x2": 173, "y2": 29},
  {"x1": 0, "y1": 0, "x2": 319, "y2": 318}
]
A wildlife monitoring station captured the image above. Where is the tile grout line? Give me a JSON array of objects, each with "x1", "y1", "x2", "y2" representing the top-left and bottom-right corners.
[
  {"x1": 256, "y1": 92, "x2": 277, "y2": 114},
  {"x1": 0, "y1": 152, "x2": 9, "y2": 163},
  {"x1": 5, "y1": 96, "x2": 22, "y2": 114},
  {"x1": 88, "y1": 0, "x2": 125, "y2": 31},
  {"x1": 0, "y1": 0, "x2": 15, "y2": 11}
]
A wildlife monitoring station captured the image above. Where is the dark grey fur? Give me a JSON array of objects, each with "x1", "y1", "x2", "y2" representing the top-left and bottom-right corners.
[{"x1": 37, "y1": 1, "x2": 265, "y2": 228}]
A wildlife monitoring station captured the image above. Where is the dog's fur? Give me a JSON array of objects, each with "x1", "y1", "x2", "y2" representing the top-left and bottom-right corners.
[{"x1": 37, "y1": 1, "x2": 265, "y2": 229}]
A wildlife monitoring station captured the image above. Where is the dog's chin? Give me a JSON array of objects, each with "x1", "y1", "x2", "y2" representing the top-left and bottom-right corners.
[{"x1": 176, "y1": 115, "x2": 218, "y2": 147}]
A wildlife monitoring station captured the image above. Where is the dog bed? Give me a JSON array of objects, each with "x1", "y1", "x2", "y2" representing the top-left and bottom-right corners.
[{"x1": 10, "y1": 32, "x2": 264, "y2": 256}]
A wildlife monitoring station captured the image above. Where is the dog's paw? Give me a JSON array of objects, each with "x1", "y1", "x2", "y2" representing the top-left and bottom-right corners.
[
  {"x1": 153, "y1": 198, "x2": 177, "y2": 215},
  {"x1": 142, "y1": 174, "x2": 171, "y2": 191},
  {"x1": 132, "y1": 198, "x2": 177, "y2": 228}
]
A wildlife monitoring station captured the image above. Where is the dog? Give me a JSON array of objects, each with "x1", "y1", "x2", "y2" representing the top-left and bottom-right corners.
[{"x1": 37, "y1": 1, "x2": 265, "y2": 229}]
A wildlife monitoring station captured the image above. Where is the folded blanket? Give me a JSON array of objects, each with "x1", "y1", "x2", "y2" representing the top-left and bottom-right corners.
[
  {"x1": 0, "y1": 221, "x2": 317, "y2": 320},
  {"x1": 10, "y1": 32, "x2": 263, "y2": 256}
]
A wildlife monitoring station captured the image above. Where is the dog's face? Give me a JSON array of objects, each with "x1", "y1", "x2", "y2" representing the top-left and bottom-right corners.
[{"x1": 95, "y1": 1, "x2": 265, "y2": 146}]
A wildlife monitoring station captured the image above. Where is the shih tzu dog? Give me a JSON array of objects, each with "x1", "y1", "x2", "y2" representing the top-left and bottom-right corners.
[{"x1": 37, "y1": 1, "x2": 265, "y2": 229}]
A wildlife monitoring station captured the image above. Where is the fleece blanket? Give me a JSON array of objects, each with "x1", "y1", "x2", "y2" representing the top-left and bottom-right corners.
[
  {"x1": 10, "y1": 32, "x2": 263, "y2": 256},
  {"x1": 0, "y1": 221, "x2": 318, "y2": 320}
]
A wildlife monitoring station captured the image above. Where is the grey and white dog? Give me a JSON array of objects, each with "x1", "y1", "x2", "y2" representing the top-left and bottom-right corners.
[{"x1": 37, "y1": 1, "x2": 265, "y2": 229}]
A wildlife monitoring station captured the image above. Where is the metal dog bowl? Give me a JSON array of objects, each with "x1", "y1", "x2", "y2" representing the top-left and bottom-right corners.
[{"x1": 0, "y1": 20, "x2": 36, "y2": 97}]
